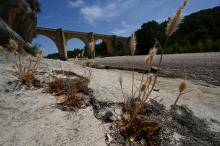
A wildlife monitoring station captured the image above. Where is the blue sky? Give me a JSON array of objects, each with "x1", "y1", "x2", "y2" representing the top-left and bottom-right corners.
[{"x1": 32, "y1": 0, "x2": 220, "y2": 55}]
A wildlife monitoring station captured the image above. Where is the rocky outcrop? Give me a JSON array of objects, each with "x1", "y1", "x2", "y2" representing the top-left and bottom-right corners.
[
  {"x1": 0, "y1": 17, "x2": 27, "y2": 47},
  {"x1": 0, "y1": 0, "x2": 40, "y2": 46}
]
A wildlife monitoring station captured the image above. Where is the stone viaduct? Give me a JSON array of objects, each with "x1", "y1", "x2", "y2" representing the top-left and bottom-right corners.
[{"x1": 34, "y1": 27, "x2": 131, "y2": 60}]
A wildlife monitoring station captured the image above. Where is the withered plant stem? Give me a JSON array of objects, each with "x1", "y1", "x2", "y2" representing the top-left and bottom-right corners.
[
  {"x1": 143, "y1": 37, "x2": 169, "y2": 102},
  {"x1": 131, "y1": 55, "x2": 134, "y2": 97},
  {"x1": 129, "y1": 37, "x2": 170, "y2": 124},
  {"x1": 172, "y1": 92, "x2": 182, "y2": 108},
  {"x1": 158, "y1": 37, "x2": 169, "y2": 68},
  {"x1": 120, "y1": 82, "x2": 127, "y2": 103}
]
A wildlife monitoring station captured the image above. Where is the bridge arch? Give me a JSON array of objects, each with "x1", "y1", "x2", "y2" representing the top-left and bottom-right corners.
[
  {"x1": 32, "y1": 34, "x2": 59, "y2": 57},
  {"x1": 65, "y1": 36, "x2": 87, "y2": 46},
  {"x1": 33, "y1": 28, "x2": 68, "y2": 60},
  {"x1": 66, "y1": 38, "x2": 86, "y2": 58},
  {"x1": 34, "y1": 29, "x2": 56, "y2": 43},
  {"x1": 95, "y1": 39, "x2": 108, "y2": 57},
  {"x1": 94, "y1": 37, "x2": 114, "y2": 56}
]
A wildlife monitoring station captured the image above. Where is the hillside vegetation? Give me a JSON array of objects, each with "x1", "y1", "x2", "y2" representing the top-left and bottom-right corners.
[{"x1": 135, "y1": 6, "x2": 220, "y2": 54}]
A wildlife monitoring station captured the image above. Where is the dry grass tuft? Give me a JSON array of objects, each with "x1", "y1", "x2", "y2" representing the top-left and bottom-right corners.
[
  {"x1": 44, "y1": 60, "x2": 93, "y2": 110},
  {"x1": 10, "y1": 39, "x2": 42, "y2": 87},
  {"x1": 114, "y1": 0, "x2": 189, "y2": 145},
  {"x1": 45, "y1": 74, "x2": 90, "y2": 110}
]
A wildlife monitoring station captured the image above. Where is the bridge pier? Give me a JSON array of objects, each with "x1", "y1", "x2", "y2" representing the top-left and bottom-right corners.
[
  {"x1": 85, "y1": 44, "x2": 93, "y2": 59},
  {"x1": 106, "y1": 42, "x2": 114, "y2": 56},
  {"x1": 87, "y1": 32, "x2": 95, "y2": 59},
  {"x1": 56, "y1": 28, "x2": 67, "y2": 60}
]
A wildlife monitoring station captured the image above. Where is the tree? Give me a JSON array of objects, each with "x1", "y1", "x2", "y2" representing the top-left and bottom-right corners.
[
  {"x1": 136, "y1": 21, "x2": 165, "y2": 55},
  {"x1": 95, "y1": 41, "x2": 107, "y2": 57},
  {"x1": 195, "y1": 41, "x2": 204, "y2": 52},
  {"x1": 204, "y1": 39, "x2": 213, "y2": 52}
]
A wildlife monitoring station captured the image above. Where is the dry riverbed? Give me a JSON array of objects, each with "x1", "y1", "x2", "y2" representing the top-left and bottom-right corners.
[
  {"x1": 0, "y1": 49, "x2": 220, "y2": 145},
  {"x1": 78, "y1": 53, "x2": 220, "y2": 86}
]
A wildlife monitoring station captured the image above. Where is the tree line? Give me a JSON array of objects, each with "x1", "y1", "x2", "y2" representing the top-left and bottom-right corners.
[{"x1": 135, "y1": 6, "x2": 220, "y2": 54}]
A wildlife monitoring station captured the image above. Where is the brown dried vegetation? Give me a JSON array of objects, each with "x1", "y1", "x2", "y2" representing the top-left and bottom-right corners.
[
  {"x1": 9, "y1": 39, "x2": 42, "y2": 87},
  {"x1": 45, "y1": 73, "x2": 90, "y2": 110},
  {"x1": 113, "y1": 0, "x2": 189, "y2": 145}
]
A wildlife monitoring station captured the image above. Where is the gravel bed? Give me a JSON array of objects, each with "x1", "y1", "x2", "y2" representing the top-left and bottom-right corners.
[{"x1": 81, "y1": 52, "x2": 220, "y2": 86}]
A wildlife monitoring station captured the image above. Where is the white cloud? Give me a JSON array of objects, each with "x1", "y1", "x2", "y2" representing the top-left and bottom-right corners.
[
  {"x1": 68, "y1": 0, "x2": 84, "y2": 8},
  {"x1": 80, "y1": 5, "x2": 102, "y2": 24},
  {"x1": 111, "y1": 21, "x2": 137, "y2": 36},
  {"x1": 121, "y1": 21, "x2": 129, "y2": 28},
  {"x1": 111, "y1": 28, "x2": 127, "y2": 36},
  {"x1": 79, "y1": 0, "x2": 139, "y2": 24},
  {"x1": 72, "y1": 0, "x2": 169, "y2": 25},
  {"x1": 80, "y1": 2, "x2": 118, "y2": 24}
]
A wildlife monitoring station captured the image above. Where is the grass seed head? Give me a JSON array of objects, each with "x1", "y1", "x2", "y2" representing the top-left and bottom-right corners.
[
  {"x1": 144, "y1": 47, "x2": 157, "y2": 65},
  {"x1": 130, "y1": 33, "x2": 136, "y2": 56},
  {"x1": 149, "y1": 47, "x2": 157, "y2": 62},
  {"x1": 9, "y1": 39, "x2": 18, "y2": 52},
  {"x1": 144, "y1": 55, "x2": 150, "y2": 65},
  {"x1": 165, "y1": 0, "x2": 189, "y2": 37},
  {"x1": 179, "y1": 80, "x2": 187, "y2": 93}
]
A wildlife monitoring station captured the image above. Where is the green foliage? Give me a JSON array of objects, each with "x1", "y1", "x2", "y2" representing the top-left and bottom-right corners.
[
  {"x1": 46, "y1": 48, "x2": 83, "y2": 59},
  {"x1": 94, "y1": 40, "x2": 126, "y2": 57},
  {"x1": 162, "y1": 39, "x2": 220, "y2": 54},
  {"x1": 135, "y1": 6, "x2": 220, "y2": 54},
  {"x1": 95, "y1": 41, "x2": 107, "y2": 57},
  {"x1": 46, "y1": 53, "x2": 60, "y2": 59},
  {"x1": 67, "y1": 48, "x2": 83, "y2": 58},
  {"x1": 114, "y1": 42, "x2": 125, "y2": 56},
  {"x1": 136, "y1": 21, "x2": 165, "y2": 55},
  {"x1": 195, "y1": 41, "x2": 204, "y2": 52}
]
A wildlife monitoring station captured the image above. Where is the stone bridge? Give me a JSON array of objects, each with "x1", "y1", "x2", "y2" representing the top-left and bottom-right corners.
[{"x1": 34, "y1": 27, "x2": 131, "y2": 60}]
